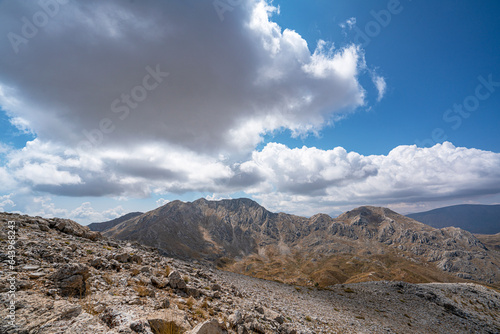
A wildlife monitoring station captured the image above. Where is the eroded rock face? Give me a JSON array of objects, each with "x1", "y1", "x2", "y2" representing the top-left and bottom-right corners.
[
  {"x1": 48, "y1": 218, "x2": 101, "y2": 241},
  {"x1": 49, "y1": 263, "x2": 90, "y2": 297},
  {"x1": 98, "y1": 200, "x2": 500, "y2": 285}
]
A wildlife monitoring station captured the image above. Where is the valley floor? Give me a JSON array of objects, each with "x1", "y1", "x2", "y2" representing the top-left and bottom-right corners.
[{"x1": 215, "y1": 270, "x2": 500, "y2": 333}]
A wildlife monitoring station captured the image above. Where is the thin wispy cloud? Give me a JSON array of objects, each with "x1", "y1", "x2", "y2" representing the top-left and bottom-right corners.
[{"x1": 373, "y1": 75, "x2": 387, "y2": 101}]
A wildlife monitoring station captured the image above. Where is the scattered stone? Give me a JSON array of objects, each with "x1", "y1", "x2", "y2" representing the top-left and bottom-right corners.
[
  {"x1": 89, "y1": 257, "x2": 106, "y2": 269},
  {"x1": 151, "y1": 276, "x2": 168, "y2": 289},
  {"x1": 49, "y1": 263, "x2": 90, "y2": 297},
  {"x1": 186, "y1": 287, "x2": 201, "y2": 298},
  {"x1": 28, "y1": 272, "x2": 46, "y2": 279},
  {"x1": 1, "y1": 211, "x2": 499, "y2": 334},
  {"x1": 168, "y1": 271, "x2": 187, "y2": 290},
  {"x1": 57, "y1": 304, "x2": 82, "y2": 320},
  {"x1": 130, "y1": 320, "x2": 147, "y2": 333},
  {"x1": 130, "y1": 254, "x2": 143, "y2": 264},
  {"x1": 158, "y1": 298, "x2": 170, "y2": 309},
  {"x1": 115, "y1": 253, "x2": 131, "y2": 263},
  {"x1": 274, "y1": 315, "x2": 285, "y2": 324},
  {"x1": 189, "y1": 319, "x2": 227, "y2": 334},
  {"x1": 101, "y1": 307, "x2": 125, "y2": 329},
  {"x1": 17, "y1": 280, "x2": 33, "y2": 291},
  {"x1": 22, "y1": 264, "x2": 40, "y2": 271},
  {"x1": 229, "y1": 310, "x2": 243, "y2": 326},
  {"x1": 38, "y1": 222, "x2": 50, "y2": 232}
]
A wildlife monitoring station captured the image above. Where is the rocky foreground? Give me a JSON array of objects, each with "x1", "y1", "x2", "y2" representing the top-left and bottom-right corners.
[{"x1": 1, "y1": 212, "x2": 499, "y2": 333}]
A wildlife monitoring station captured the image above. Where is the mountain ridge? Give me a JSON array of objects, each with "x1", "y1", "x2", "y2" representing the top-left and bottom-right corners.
[
  {"x1": 407, "y1": 204, "x2": 500, "y2": 234},
  {"x1": 88, "y1": 211, "x2": 143, "y2": 232},
  {"x1": 91, "y1": 198, "x2": 500, "y2": 288}
]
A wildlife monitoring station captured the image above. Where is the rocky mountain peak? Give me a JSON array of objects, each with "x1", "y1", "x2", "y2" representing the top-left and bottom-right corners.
[
  {"x1": 337, "y1": 206, "x2": 401, "y2": 222},
  {"x1": 92, "y1": 199, "x2": 500, "y2": 288}
]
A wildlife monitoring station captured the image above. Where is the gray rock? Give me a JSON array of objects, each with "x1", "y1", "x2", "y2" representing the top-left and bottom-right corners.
[
  {"x1": 275, "y1": 315, "x2": 285, "y2": 324},
  {"x1": 188, "y1": 319, "x2": 227, "y2": 334},
  {"x1": 115, "y1": 253, "x2": 131, "y2": 263},
  {"x1": 57, "y1": 304, "x2": 82, "y2": 320},
  {"x1": 151, "y1": 276, "x2": 168, "y2": 289},
  {"x1": 229, "y1": 310, "x2": 244, "y2": 326},
  {"x1": 158, "y1": 298, "x2": 170, "y2": 309},
  {"x1": 130, "y1": 320, "x2": 147, "y2": 333},
  {"x1": 38, "y1": 222, "x2": 50, "y2": 232},
  {"x1": 89, "y1": 257, "x2": 106, "y2": 269},
  {"x1": 109, "y1": 259, "x2": 121, "y2": 271},
  {"x1": 28, "y1": 272, "x2": 46, "y2": 279},
  {"x1": 22, "y1": 265, "x2": 40, "y2": 271},
  {"x1": 100, "y1": 307, "x2": 126, "y2": 329},
  {"x1": 130, "y1": 254, "x2": 143, "y2": 264},
  {"x1": 49, "y1": 263, "x2": 90, "y2": 297},
  {"x1": 168, "y1": 271, "x2": 186, "y2": 290},
  {"x1": 48, "y1": 218, "x2": 101, "y2": 240},
  {"x1": 186, "y1": 287, "x2": 201, "y2": 298}
]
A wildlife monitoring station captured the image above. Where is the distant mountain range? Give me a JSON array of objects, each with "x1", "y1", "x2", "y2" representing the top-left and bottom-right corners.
[
  {"x1": 407, "y1": 204, "x2": 500, "y2": 234},
  {"x1": 89, "y1": 198, "x2": 500, "y2": 288},
  {"x1": 88, "y1": 211, "x2": 143, "y2": 232}
]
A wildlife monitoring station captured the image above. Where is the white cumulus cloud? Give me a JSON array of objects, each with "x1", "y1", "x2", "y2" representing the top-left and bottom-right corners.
[
  {"x1": 0, "y1": 0, "x2": 368, "y2": 157},
  {"x1": 247, "y1": 142, "x2": 500, "y2": 215}
]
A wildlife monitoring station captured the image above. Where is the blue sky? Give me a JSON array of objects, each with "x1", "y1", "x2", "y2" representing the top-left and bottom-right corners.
[
  {"x1": 0, "y1": 0, "x2": 499, "y2": 224},
  {"x1": 269, "y1": 0, "x2": 500, "y2": 155}
]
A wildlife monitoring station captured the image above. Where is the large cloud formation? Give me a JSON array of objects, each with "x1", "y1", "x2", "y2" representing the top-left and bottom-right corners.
[
  {"x1": 247, "y1": 142, "x2": 500, "y2": 215},
  {"x1": 0, "y1": 0, "x2": 365, "y2": 156}
]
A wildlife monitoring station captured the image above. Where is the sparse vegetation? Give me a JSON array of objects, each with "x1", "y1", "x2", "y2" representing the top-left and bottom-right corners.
[
  {"x1": 200, "y1": 298, "x2": 209, "y2": 309},
  {"x1": 149, "y1": 319, "x2": 183, "y2": 334},
  {"x1": 185, "y1": 296, "x2": 195, "y2": 310},
  {"x1": 102, "y1": 273, "x2": 114, "y2": 286},
  {"x1": 134, "y1": 285, "x2": 154, "y2": 298}
]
